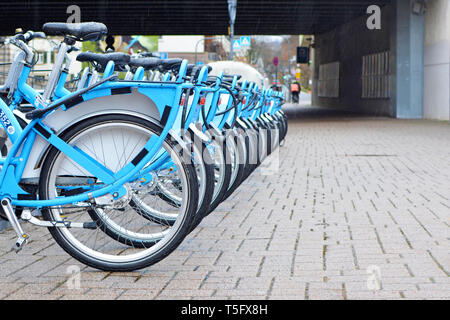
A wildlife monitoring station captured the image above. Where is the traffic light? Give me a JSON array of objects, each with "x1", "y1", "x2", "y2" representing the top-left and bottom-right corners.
[{"x1": 296, "y1": 46, "x2": 309, "y2": 64}]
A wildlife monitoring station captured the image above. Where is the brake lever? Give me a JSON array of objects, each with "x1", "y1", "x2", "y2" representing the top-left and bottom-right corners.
[{"x1": 33, "y1": 32, "x2": 46, "y2": 40}]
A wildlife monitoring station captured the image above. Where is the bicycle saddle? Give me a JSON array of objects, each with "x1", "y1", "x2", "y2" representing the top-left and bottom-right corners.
[
  {"x1": 188, "y1": 64, "x2": 212, "y2": 74},
  {"x1": 186, "y1": 64, "x2": 195, "y2": 75},
  {"x1": 139, "y1": 52, "x2": 160, "y2": 58},
  {"x1": 76, "y1": 51, "x2": 130, "y2": 72},
  {"x1": 223, "y1": 74, "x2": 242, "y2": 81},
  {"x1": 159, "y1": 58, "x2": 183, "y2": 72},
  {"x1": 129, "y1": 57, "x2": 161, "y2": 71},
  {"x1": 43, "y1": 22, "x2": 107, "y2": 42},
  {"x1": 190, "y1": 65, "x2": 211, "y2": 82}
]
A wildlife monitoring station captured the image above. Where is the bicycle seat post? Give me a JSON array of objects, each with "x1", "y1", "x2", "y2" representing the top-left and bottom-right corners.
[{"x1": 42, "y1": 37, "x2": 73, "y2": 103}]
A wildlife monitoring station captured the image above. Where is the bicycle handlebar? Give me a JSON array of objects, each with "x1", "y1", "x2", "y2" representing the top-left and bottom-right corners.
[
  {"x1": 4, "y1": 30, "x2": 47, "y2": 65},
  {"x1": 25, "y1": 31, "x2": 46, "y2": 42},
  {"x1": 5, "y1": 30, "x2": 46, "y2": 45}
]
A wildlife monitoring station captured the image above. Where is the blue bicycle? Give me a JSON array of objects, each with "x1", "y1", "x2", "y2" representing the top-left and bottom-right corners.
[
  {"x1": 0, "y1": 23, "x2": 201, "y2": 271},
  {"x1": 52, "y1": 51, "x2": 217, "y2": 233},
  {"x1": 0, "y1": 22, "x2": 288, "y2": 272}
]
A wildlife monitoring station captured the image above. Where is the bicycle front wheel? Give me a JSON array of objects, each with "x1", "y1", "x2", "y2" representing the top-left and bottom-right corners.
[{"x1": 39, "y1": 114, "x2": 198, "y2": 271}]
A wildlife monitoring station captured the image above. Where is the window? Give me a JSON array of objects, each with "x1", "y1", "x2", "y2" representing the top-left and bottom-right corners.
[
  {"x1": 36, "y1": 52, "x2": 47, "y2": 64},
  {"x1": 362, "y1": 51, "x2": 390, "y2": 98}
]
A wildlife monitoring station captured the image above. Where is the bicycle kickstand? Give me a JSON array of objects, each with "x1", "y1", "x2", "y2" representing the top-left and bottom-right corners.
[{"x1": 0, "y1": 198, "x2": 29, "y2": 252}]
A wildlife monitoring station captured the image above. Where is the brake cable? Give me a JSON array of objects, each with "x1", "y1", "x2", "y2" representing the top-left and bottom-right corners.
[
  {"x1": 242, "y1": 92, "x2": 260, "y2": 112},
  {"x1": 214, "y1": 84, "x2": 239, "y2": 128},
  {"x1": 180, "y1": 87, "x2": 191, "y2": 138},
  {"x1": 200, "y1": 82, "x2": 221, "y2": 130}
]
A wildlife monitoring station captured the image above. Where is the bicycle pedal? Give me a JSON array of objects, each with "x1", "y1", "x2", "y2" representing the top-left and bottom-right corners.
[
  {"x1": 82, "y1": 222, "x2": 98, "y2": 230},
  {"x1": 12, "y1": 234, "x2": 29, "y2": 253}
]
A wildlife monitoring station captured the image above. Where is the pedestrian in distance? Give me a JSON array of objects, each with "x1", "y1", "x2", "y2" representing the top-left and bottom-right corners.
[{"x1": 290, "y1": 81, "x2": 301, "y2": 103}]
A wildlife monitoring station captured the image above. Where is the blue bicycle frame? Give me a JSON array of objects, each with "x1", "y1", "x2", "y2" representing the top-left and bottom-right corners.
[{"x1": 0, "y1": 59, "x2": 194, "y2": 209}]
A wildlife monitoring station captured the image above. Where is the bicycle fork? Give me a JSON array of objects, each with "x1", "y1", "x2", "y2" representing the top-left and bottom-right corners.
[{"x1": 0, "y1": 198, "x2": 29, "y2": 252}]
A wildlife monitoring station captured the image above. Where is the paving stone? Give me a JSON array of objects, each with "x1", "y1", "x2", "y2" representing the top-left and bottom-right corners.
[{"x1": 0, "y1": 109, "x2": 448, "y2": 299}]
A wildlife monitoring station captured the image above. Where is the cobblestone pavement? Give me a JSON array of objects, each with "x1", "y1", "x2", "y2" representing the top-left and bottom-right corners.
[{"x1": 0, "y1": 105, "x2": 449, "y2": 300}]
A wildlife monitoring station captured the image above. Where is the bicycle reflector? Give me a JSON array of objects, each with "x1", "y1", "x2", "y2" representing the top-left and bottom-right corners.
[{"x1": 200, "y1": 97, "x2": 206, "y2": 105}]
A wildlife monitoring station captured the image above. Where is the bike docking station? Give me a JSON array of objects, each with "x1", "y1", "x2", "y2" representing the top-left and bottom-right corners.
[{"x1": 0, "y1": 23, "x2": 288, "y2": 272}]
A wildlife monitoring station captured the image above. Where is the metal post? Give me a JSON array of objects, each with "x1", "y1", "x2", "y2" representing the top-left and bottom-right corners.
[
  {"x1": 194, "y1": 36, "x2": 221, "y2": 64},
  {"x1": 194, "y1": 38, "x2": 204, "y2": 64},
  {"x1": 275, "y1": 64, "x2": 277, "y2": 86},
  {"x1": 288, "y1": 36, "x2": 291, "y2": 81},
  {"x1": 228, "y1": 0, "x2": 237, "y2": 61},
  {"x1": 230, "y1": 23, "x2": 234, "y2": 60}
]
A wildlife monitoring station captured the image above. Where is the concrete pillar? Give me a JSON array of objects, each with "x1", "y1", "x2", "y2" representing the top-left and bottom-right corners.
[
  {"x1": 424, "y1": 0, "x2": 450, "y2": 120},
  {"x1": 391, "y1": 0, "x2": 425, "y2": 118}
]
